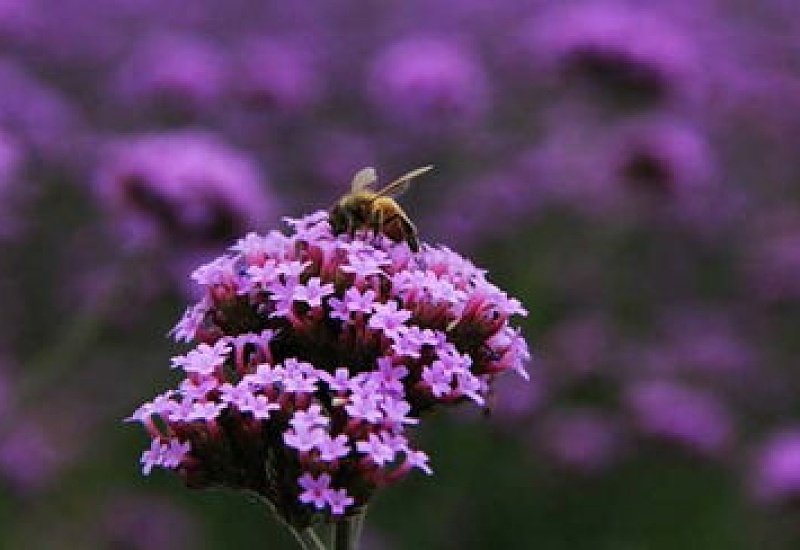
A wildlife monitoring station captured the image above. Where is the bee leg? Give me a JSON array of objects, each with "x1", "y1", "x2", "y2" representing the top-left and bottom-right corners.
[
  {"x1": 345, "y1": 211, "x2": 357, "y2": 239},
  {"x1": 381, "y1": 213, "x2": 419, "y2": 252},
  {"x1": 370, "y1": 209, "x2": 384, "y2": 245},
  {"x1": 401, "y1": 218, "x2": 420, "y2": 253},
  {"x1": 373, "y1": 209, "x2": 384, "y2": 237},
  {"x1": 406, "y1": 233, "x2": 420, "y2": 253}
]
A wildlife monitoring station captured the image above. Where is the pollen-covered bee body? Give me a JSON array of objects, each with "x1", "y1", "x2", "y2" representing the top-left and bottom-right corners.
[{"x1": 329, "y1": 166, "x2": 431, "y2": 252}]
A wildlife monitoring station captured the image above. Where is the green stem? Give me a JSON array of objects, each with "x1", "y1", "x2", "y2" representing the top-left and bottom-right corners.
[
  {"x1": 287, "y1": 525, "x2": 328, "y2": 550},
  {"x1": 334, "y1": 510, "x2": 366, "y2": 550}
]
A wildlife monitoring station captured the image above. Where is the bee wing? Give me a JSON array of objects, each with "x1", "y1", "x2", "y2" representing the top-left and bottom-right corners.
[
  {"x1": 375, "y1": 165, "x2": 433, "y2": 198},
  {"x1": 350, "y1": 167, "x2": 378, "y2": 192}
]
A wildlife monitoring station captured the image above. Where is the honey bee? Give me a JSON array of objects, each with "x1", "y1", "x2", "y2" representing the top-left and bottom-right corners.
[{"x1": 329, "y1": 165, "x2": 432, "y2": 252}]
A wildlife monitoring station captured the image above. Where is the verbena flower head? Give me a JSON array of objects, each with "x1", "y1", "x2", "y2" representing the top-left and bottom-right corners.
[{"x1": 129, "y1": 207, "x2": 530, "y2": 528}]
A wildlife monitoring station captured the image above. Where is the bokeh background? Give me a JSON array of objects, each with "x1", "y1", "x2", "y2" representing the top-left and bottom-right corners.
[{"x1": 3, "y1": 0, "x2": 800, "y2": 548}]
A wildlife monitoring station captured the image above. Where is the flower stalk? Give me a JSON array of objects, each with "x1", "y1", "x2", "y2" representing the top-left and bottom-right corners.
[
  {"x1": 334, "y1": 509, "x2": 366, "y2": 550},
  {"x1": 288, "y1": 526, "x2": 327, "y2": 550}
]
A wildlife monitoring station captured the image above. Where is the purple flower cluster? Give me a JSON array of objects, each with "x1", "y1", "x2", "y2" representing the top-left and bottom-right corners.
[
  {"x1": 93, "y1": 129, "x2": 276, "y2": 248},
  {"x1": 128, "y1": 209, "x2": 529, "y2": 525}
]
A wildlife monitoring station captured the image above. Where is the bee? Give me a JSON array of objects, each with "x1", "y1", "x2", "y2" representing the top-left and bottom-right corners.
[{"x1": 329, "y1": 165, "x2": 432, "y2": 252}]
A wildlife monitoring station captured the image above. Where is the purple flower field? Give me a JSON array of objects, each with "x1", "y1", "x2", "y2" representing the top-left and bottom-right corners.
[{"x1": 3, "y1": 0, "x2": 800, "y2": 548}]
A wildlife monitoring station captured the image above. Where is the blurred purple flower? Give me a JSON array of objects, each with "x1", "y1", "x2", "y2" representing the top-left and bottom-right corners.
[
  {"x1": 625, "y1": 381, "x2": 733, "y2": 457},
  {"x1": 0, "y1": 366, "x2": 98, "y2": 495},
  {"x1": 613, "y1": 119, "x2": 714, "y2": 193},
  {"x1": 517, "y1": 4, "x2": 704, "y2": 108},
  {"x1": 93, "y1": 129, "x2": 277, "y2": 248},
  {"x1": 607, "y1": 118, "x2": 740, "y2": 232},
  {"x1": 109, "y1": 33, "x2": 228, "y2": 120},
  {"x1": 0, "y1": 420, "x2": 68, "y2": 493},
  {"x1": 524, "y1": 117, "x2": 734, "y2": 232},
  {"x1": 630, "y1": 308, "x2": 757, "y2": 380},
  {"x1": 231, "y1": 37, "x2": 325, "y2": 114},
  {"x1": 521, "y1": 119, "x2": 624, "y2": 217},
  {"x1": 368, "y1": 36, "x2": 489, "y2": 132},
  {"x1": 2, "y1": 0, "x2": 171, "y2": 68},
  {"x1": 750, "y1": 430, "x2": 800, "y2": 505},
  {"x1": 0, "y1": 0, "x2": 39, "y2": 46},
  {"x1": 0, "y1": 58, "x2": 86, "y2": 164},
  {"x1": 538, "y1": 409, "x2": 624, "y2": 474}
]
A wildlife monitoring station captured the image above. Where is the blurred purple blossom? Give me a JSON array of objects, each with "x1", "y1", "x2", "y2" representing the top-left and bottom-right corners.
[
  {"x1": 109, "y1": 33, "x2": 229, "y2": 121},
  {"x1": 0, "y1": 0, "x2": 38, "y2": 46},
  {"x1": 368, "y1": 36, "x2": 489, "y2": 133},
  {"x1": 93, "y1": 129, "x2": 277, "y2": 249},
  {"x1": 538, "y1": 409, "x2": 625, "y2": 474},
  {"x1": 516, "y1": 4, "x2": 707, "y2": 109},
  {"x1": 750, "y1": 430, "x2": 800, "y2": 505},
  {"x1": 0, "y1": 58, "x2": 86, "y2": 164},
  {"x1": 230, "y1": 36, "x2": 326, "y2": 114},
  {"x1": 522, "y1": 116, "x2": 735, "y2": 234},
  {"x1": 606, "y1": 118, "x2": 743, "y2": 233},
  {"x1": 0, "y1": 419, "x2": 73, "y2": 494},
  {"x1": 625, "y1": 381, "x2": 733, "y2": 457},
  {"x1": 628, "y1": 308, "x2": 758, "y2": 380}
]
